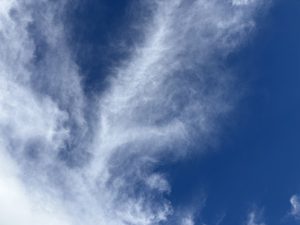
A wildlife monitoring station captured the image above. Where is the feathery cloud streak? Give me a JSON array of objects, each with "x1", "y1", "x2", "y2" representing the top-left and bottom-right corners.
[{"x1": 0, "y1": 0, "x2": 268, "y2": 224}]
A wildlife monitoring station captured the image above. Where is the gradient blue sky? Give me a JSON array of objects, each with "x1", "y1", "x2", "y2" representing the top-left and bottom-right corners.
[{"x1": 0, "y1": 1, "x2": 299, "y2": 225}]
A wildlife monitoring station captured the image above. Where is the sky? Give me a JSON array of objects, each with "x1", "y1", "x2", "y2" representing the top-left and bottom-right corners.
[{"x1": 0, "y1": 0, "x2": 299, "y2": 225}]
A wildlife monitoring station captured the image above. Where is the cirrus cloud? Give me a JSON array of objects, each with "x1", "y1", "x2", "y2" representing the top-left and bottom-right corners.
[{"x1": 0, "y1": 0, "x2": 269, "y2": 225}]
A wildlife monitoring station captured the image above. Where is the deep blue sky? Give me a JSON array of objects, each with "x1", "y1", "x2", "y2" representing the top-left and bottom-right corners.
[{"x1": 68, "y1": 0, "x2": 300, "y2": 224}]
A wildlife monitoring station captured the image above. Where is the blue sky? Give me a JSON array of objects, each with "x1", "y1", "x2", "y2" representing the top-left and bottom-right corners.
[{"x1": 0, "y1": 0, "x2": 299, "y2": 225}]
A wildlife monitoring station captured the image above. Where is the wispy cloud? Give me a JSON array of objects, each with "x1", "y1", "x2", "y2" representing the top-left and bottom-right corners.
[
  {"x1": 245, "y1": 210, "x2": 266, "y2": 225},
  {"x1": 181, "y1": 214, "x2": 195, "y2": 225},
  {"x1": 290, "y1": 195, "x2": 300, "y2": 220},
  {"x1": 0, "y1": 0, "x2": 268, "y2": 224}
]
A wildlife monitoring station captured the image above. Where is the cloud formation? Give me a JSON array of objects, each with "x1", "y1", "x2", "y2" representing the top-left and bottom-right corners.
[
  {"x1": 0, "y1": 0, "x2": 268, "y2": 224},
  {"x1": 290, "y1": 195, "x2": 300, "y2": 220},
  {"x1": 245, "y1": 211, "x2": 266, "y2": 225}
]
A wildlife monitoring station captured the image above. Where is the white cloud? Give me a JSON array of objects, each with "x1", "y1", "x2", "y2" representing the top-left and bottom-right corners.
[
  {"x1": 0, "y1": 147, "x2": 71, "y2": 225},
  {"x1": 181, "y1": 215, "x2": 195, "y2": 225},
  {"x1": 290, "y1": 195, "x2": 300, "y2": 219},
  {"x1": 0, "y1": 0, "x2": 269, "y2": 225},
  {"x1": 245, "y1": 211, "x2": 266, "y2": 225},
  {"x1": 232, "y1": 0, "x2": 256, "y2": 6}
]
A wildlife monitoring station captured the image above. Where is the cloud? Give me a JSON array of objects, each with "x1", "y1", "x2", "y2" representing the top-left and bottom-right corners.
[
  {"x1": 0, "y1": 151, "x2": 71, "y2": 225},
  {"x1": 245, "y1": 210, "x2": 266, "y2": 225},
  {"x1": 290, "y1": 195, "x2": 300, "y2": 219},
  {"x1": 181, "y1": 215, "x2": 195, "y2": 225},
  {"x1": 0, "y1": 0, "x2": 269, "y2": 225},
  {"x1": 232, "y1": 0, "x2": 257, "y2": 6}
]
